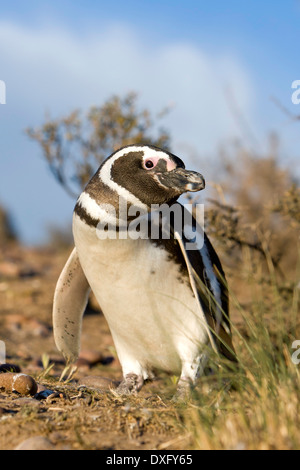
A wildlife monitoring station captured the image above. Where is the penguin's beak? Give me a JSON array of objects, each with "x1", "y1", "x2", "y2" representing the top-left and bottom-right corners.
[{"x1": 157, "y1": 168, "x2": 205, "y2": 193}]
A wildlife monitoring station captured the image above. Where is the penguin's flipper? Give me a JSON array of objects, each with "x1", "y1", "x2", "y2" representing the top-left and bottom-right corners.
[
  {"x1": 173, "y1": 229, "x2": 219, "y2": 355},
  {"x1": 173, "y1": 205, "x2": 237, "y2": 363},
  {"x1": 53, "y1": 247, "x2": 91, "y2": 364}
]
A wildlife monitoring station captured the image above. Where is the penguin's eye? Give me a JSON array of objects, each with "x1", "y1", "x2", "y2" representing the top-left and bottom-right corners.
[{"x1": 143, "y1": 159, "x2": 157, "y2": 170}]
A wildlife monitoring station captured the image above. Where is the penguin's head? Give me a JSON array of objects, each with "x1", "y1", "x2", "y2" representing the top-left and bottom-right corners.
[{"x1": 98, "y1": 144, "x2": 205, "y2": 207}]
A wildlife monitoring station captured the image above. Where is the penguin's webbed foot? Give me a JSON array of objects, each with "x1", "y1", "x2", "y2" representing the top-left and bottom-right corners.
[
  {"x1": 114, "y1": 373, "x2": 144, "y2": 396},
  {"x1": 171, "y1": 377, "x2": 193, "y2": 403}
]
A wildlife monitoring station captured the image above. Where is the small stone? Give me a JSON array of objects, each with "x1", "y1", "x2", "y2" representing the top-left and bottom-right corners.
[
  {"x1": 78, "y1": 349, "x2": 103, "y2": 365},
  {"x1": 0, "y1": 372, "x2": 38, "y2": 396},
  {"x1": 15, "y1": 436, "x2": 55, "y2": 450},
  {"x1": 34, "y1": 389, "x2": 56, "y2": 400},
  {"x1": 75, "y1": 357, "x2": 90, "y2": 370},
  {"x1": 13, "y1": 397, "x2": 41, "y2": 408},
  {"x1": 0, "y1": 261, "x2": 20, "y2": 278},
  {"x1": 100, "y1": 356, "x2": 115, "y2": 366},
  {"x1": 0, "y1": 407, "x2": 9, "y2": 416},
  {"x1": 28, "y1": 319, "x2": 50, "y2": 337},
  {"x1": 4, "y1": 315, "x2": 50, "y2": 337},
  {"x1": 19, "y1": 267, "x2": 39, "y2": 278},
  {"x1": 78, "y1": 375, "x2": 119, "y2": 391},
  {"x1": 36, "y1": 383, "x2": 47, "y2": 393},
  {"x1": 0, "y1": 282, "x2": 8, "y2": 291}
]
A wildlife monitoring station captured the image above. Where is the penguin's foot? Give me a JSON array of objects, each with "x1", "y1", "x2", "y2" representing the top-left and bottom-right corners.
[
  {"x1": 114, "y1": 373, "x2": 144, "y2": 396},
  {"x1": 171, "y1": 377, "x2": 193, "y2": 403}
]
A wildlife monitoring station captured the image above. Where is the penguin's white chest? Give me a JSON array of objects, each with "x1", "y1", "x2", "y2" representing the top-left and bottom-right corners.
[{"x1": 73, "y1": 214, "x2": 208, "y2": 376}]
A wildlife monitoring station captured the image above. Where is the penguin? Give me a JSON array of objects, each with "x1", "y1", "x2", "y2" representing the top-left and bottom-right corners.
[{"x1": 53, "y1": 144, "x2": 236, "y2": 395}]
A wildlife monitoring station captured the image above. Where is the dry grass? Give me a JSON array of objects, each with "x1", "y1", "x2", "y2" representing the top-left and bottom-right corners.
[
  {"x1": 1, "y1": 241, "x2": 297, "y2": 450},
  {"x1": 177, "y1": 236, "x2": 300, "y2": 450},
  {"x1": 179, "y1": 155, "x2": 300, "y2": 449},
  {"x1": 1, "y1": 150, "x2": 300, "y2": 450}
]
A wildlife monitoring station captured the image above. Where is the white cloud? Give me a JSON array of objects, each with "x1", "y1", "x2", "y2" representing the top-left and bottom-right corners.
[{"x1": 0, "y1": 20, "x2": 255, "y2": 144}]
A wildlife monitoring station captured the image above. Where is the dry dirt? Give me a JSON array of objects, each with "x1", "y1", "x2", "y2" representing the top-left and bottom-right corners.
[{"x1": 0, "y1": 243, "x2": 192, "y2": 450}]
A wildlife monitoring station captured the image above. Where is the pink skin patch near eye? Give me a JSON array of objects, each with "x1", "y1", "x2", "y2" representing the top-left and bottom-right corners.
[{"x1": 143, "y1": 156, "x2": 177, "y2": 171}]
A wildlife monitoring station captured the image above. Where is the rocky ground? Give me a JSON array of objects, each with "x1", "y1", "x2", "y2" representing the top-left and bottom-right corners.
[{"x1": 0, "y1": 243, "x2": 191, "y2": 450}]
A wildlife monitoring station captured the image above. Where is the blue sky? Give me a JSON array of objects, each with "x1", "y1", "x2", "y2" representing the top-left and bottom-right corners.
[{"x1": 0, "y1": 0, "x2": 300, "y2": 244}]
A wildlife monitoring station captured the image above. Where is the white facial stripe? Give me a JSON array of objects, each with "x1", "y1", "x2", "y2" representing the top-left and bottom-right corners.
[
  {"x1": 99, "y1": 147, "x2": 149, "y2": 210},
  {"x1": 141, "y1": 147, "x2": 176, "y2": 171},
  {"x1": 141, "y1": 147, "x2": 169, "y2": 160},
  {"x1": 77, "y1": 192, "x2": 118, "y2": 225}
]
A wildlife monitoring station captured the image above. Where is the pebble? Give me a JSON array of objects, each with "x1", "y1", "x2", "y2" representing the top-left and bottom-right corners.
[
  {"x1": 75, "y1": 357, "x2": 90, "y2": 370},
  {"x1": 15, "y1": 436, "x2": 55, "y2": 450},
  {"x1": 0, "y1": 407, "x2": 10, "y2": 416},
  {"x1": 36, "y1": 383, "x2": 47, "y2": 393},
  {"x1": 34, "y1": 389, "x2": 57, "y2": 400},
  {"x1": 13, "y1": 397, "x2": 41, "y2": 408},
  {"x1": 0, "y1": 261, "x2": 39, "y2": 279},
  {"x1": 4, "y1": 314, "x2": 50, "y2": 337},
  {"x1": 0, "y1": 372, "x2": 38, "y2": 396},
  {"x1": 78, "y1": 349, "x2": 103, "y2": 365},
  {"x1": 0, "y1": 261, "x2": 20, "y2": 278},
  {"x1": 78, "y1": 375, "x2": 119, "y2": 391}
]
